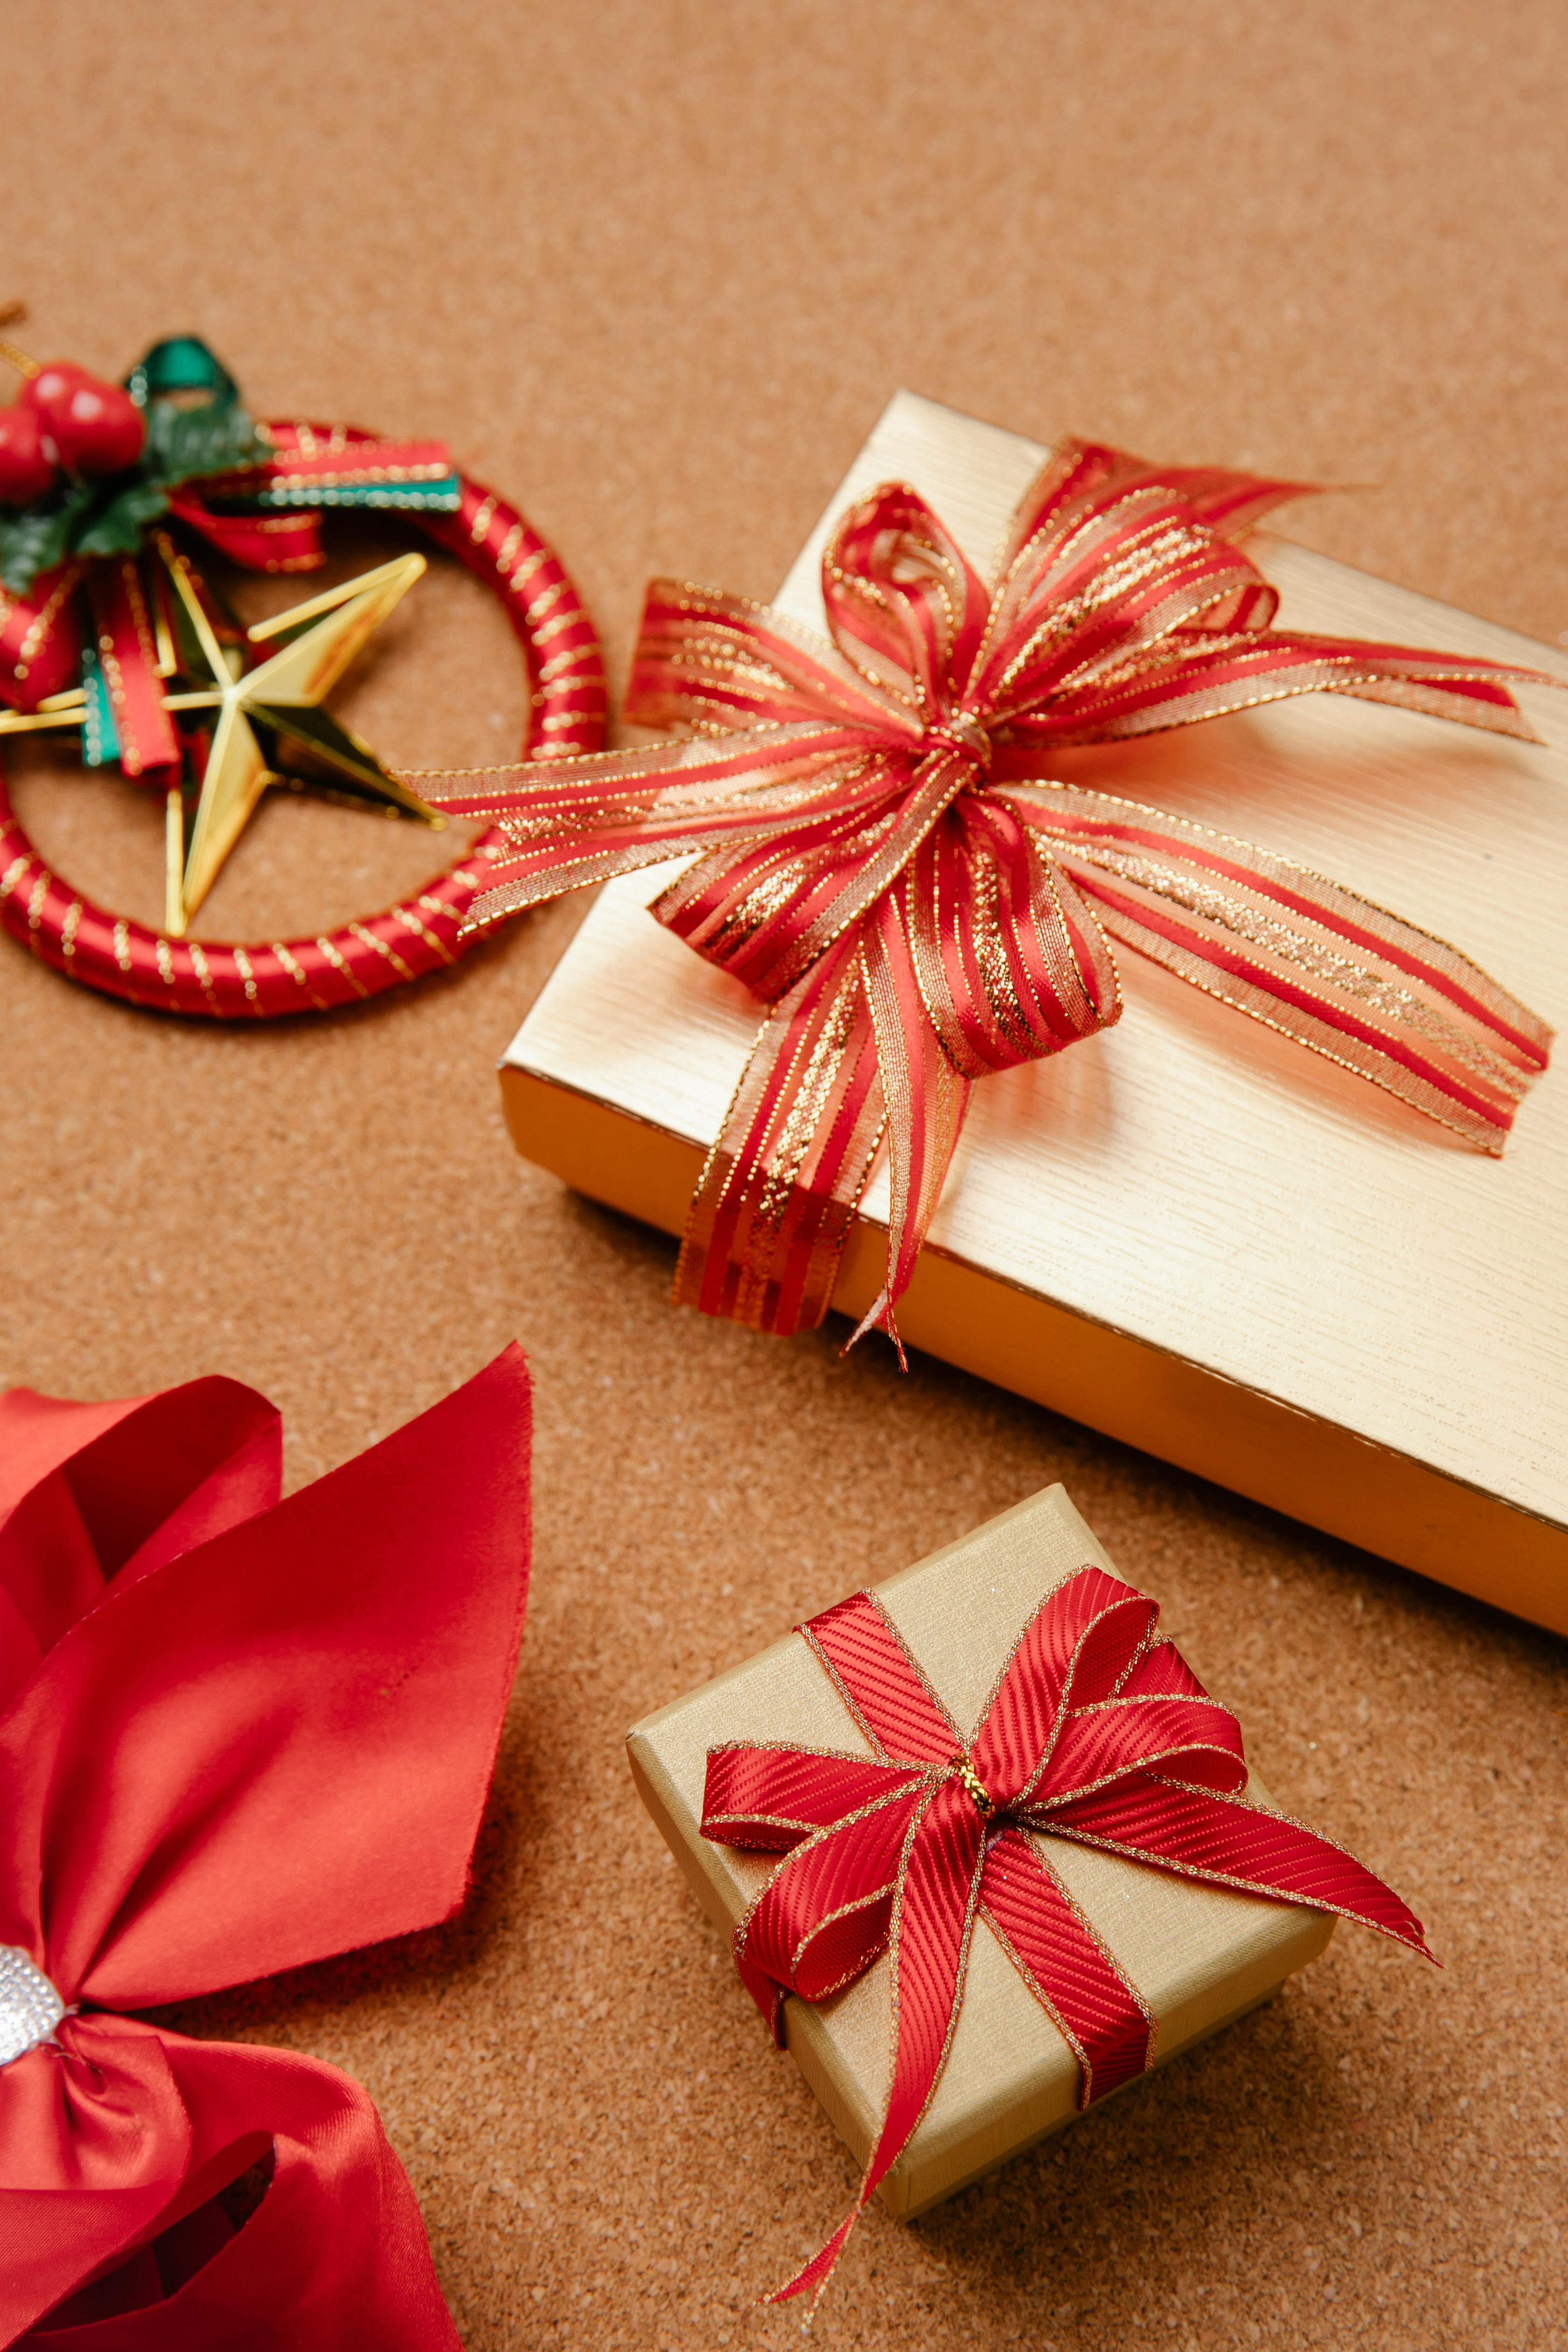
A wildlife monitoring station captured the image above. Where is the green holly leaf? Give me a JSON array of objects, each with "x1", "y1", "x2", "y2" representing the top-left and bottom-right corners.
[
  {"x1": 0, "y1": 484, "x2": 96, "y2": 593},
  {"x1": 74, "y1": 479, "x2": 172, "y2": 559},
  {"x1": 142, "y1": 399, "x2": 273, "y2": 489}
]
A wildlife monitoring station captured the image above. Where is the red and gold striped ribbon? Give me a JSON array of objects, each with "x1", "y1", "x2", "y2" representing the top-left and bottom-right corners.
[{"x1": 418, "y1": 440, "x2": 1555, "y2": 1348}]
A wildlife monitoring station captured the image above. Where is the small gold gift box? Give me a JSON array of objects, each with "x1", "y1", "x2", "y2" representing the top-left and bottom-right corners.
[{"x1": 627, "y1": 1486, "x2": 1332, "y2": 2218}]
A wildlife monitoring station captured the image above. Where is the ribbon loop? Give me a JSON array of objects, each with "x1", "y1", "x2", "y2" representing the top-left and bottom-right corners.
[
  {"x1": 822, "y1": 482, "x2": 991, "y2": 716},
  {"x1": 971, "y1": 1568, "x2": 1155, "y2": 1807}
]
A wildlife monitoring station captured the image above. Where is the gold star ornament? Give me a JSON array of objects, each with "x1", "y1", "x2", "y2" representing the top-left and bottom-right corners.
[{"x1": 0, "y1": 534, "x2": 442, "y2": 935}]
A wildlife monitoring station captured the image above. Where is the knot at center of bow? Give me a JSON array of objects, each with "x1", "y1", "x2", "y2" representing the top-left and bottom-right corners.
[
  {"x1": 951, "y1": 1751, "x2": 995, "y2": 1818},
  {"x1": 0, "y1": 1946, "x2": 67, "y2": 2067},
  {"x1": 918, "y1": 709, "x2": 992, "y2": 778}
]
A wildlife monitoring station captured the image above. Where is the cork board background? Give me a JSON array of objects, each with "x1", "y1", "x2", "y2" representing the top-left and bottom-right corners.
[{"x1": 5, "y1": 4, "x2": 1566, "y2": 2348}]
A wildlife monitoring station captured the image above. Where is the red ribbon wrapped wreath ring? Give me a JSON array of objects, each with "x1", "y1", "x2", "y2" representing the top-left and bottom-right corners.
[{"x1": 0, "y1": 328, "x2": 606, "y2": 1016}]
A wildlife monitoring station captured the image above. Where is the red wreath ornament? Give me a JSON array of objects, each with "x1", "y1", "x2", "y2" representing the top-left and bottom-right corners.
[{"x1": 0, "y1": 323, "x2": 605, "y2": 1016}]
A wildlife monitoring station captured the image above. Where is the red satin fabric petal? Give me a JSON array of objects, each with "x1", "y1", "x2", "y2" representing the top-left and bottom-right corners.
[
  {"x1": 0, "y1": 1351, "x2": 531, "y2": 2343},
  {"x1": 0, "y1": 2019, "x2": 191, "y2": 2345},
  {"x1": 0, "y1": 1379, "x2": 280, "y2": 1565},
  {"x1": 0, "y1": 1380, "x2": 282, "y2": 1715},
  {"x1": 0, "y1": 1348, "x2": 531, "y2": 2009},
  {"x1": 17, "y1": 2026, "x2": 457, "y2": 2351}
]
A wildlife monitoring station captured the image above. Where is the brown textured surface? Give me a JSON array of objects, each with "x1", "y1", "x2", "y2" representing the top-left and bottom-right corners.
[{"x1": 5, "y1": 4, "x2": 1567, "y2": 2347}]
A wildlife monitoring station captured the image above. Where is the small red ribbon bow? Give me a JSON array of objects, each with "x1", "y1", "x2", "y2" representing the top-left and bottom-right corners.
[
  {"x1": 702, "y1": 1567, "x2": 1430, "y2": 2309},
  {"x1": 0, "y1": 1349, "x2": 532, "y2": 2349},
  {"x1": 420, "y1": 442, "x2": 1554, "y2": 1352}
]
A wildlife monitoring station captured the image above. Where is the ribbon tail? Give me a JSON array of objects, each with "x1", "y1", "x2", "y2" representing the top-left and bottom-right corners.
[
  {"x1": 1001, "y1": 779, "x2": 1551, "y2": 1152},
  {"x1": 850, "y1": 799, "x2": 1126, "y2": 1355},
  {"x1": 851, "y1": 892, "x2": 971, "y2": 1361},
  {"x1": 997, "y1": 623, "x2": 1552, "y2": 747},
  {"x1": 411, "y1": 723, "x2": 870, "y2": 930},
  {"x1": 1045, "y1": 1777, "x2": 1433, "y2": 1960},
  {"x1": 767, "y1": 2205, "x2": 864, "y2": 2316},
  {"x1": 84, "y1": 557, "x2": 180, "y2": 781},
  {"x1": 767, "y1": 1779, "x2": 985, "y2": 2313},
  {"x1": 674, "y1": 928, "x2": 885, "y2": 1336},
  {"x1": 1, "y1": 561, "x2": 84, "y2": 714}
]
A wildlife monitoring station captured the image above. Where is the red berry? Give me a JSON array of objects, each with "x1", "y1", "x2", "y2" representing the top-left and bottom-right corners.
[
  {"x1": 0, "y1": 404, "x2": 56, "y2": 504},
  {"x1": 22, "y1": 362, "x2": 145, "y2": 476}
]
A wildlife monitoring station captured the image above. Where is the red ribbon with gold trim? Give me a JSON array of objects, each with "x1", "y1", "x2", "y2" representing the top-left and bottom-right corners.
[
  {"x1": 418, "y1": 442, "x2": 1555, "y2": 1350},
  {"x1": 702, "y1": 1567, "x2": 1430, "y2": 2309}
]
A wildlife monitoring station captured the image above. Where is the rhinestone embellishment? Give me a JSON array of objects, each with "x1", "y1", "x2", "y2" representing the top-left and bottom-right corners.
[{"x1": 0, "y1": 1946, "x2": 65, "y2": 2066}]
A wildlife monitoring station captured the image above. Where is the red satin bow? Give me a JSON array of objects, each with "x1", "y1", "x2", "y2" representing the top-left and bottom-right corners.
[
  {"x1": 0, "y1": 1348, "x2": 532, "y2": 2348},
  {"x1": 420, "y1": 442, "x2": 1554, "y2": 1351},
  {"x1": 702, "y1": 1568, "x2": 1430, "y2": 2309}
]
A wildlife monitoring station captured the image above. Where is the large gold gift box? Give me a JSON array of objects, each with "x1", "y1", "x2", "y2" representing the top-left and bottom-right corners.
[
  {"x1": 626, "y1": 1485, "x2": 1333, "y2": 2218},
  {"x1": 502, "y1": 393, "x2": 1568, "y2": 1633}
]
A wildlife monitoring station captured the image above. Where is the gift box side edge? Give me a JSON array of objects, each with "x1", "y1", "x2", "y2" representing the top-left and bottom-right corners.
[{"x1": 508, "y1": 1054, "x2": 1568, "y2": 1633}]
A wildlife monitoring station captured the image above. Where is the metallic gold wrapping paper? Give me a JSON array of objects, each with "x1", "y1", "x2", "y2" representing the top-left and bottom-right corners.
[
  {"x1": 502, "y1": 392, "x2": 1568, "y2": 1634},
  {"x1": 627, "y1": 1487, "x2": 1332, "y2": 2218}
]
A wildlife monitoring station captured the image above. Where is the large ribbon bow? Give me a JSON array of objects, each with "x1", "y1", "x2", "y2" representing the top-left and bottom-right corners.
[
  {"x1": 702, "y1": 1568, "x2": 1430, "y2": 2307},
  {"x1": 0, "y1": 1347, "x2": 532, "y2": 2348},
  {"x1": 420, "y1": 441, "x2": 1554, "y2": 1350}
]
